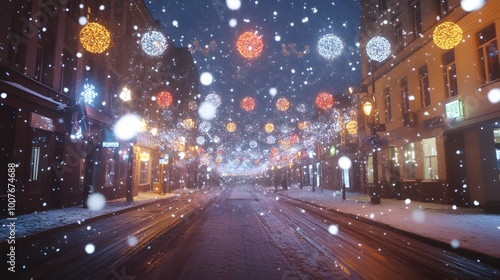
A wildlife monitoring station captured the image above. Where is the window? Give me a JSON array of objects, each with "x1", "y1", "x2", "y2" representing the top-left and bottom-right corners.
[
  {"x1": 35, "y1": 46, "x2": 44, "y2": 82},
  {"x1": 377, "y1": 0, "x2": 387, "y2": 11},
  {"x1": 410, "y1": 0, "x2": 423, "y2": 39},
  {"x1": 476, "y1": 24, "x2": 500, "y2": 83},
  {"x1": 384, "y1": 86, "x2": 392, "y2": 122},
  {"x1": 435, "y1": 0, "x2": 450, "y2": 19},
  {"x1": 395, "y1": 22, "x2": 404, "y2": 51},
  {"x1": 404, "y1": 142, "x2": 416, "y2": 179},
  {"x1": 139, "y1": 160, "x2": 150, "y2": 185},
  {"x1": 400, "y1": 77, "x2": 410, "y2": 115},
  {"x1": 105, "y1": 149, "x2": 116, "y2": 187},
  {"x1": 67, "y1": 0, "x2": 82, "y2": 20},
  {"x1": 419, "y1": 65, "x2": 431, "y2": 108},
  {"x1": 422, "y1": 138, "x2": 438, "y2": 180},
  {"x1": 442, "y1": 49, "x2": 458, "y2": 97}
]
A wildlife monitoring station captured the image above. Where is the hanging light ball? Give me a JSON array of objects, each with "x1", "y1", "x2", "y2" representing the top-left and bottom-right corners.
[
  {"x1": 236, "y1": 31, "x2": 264, "y2": 59},
  {"x1": 266, "y1": 135, "x2": 276, "y2": 144},
  {"x1": 249, "y1": 140, "x2": 258, "y2": 149},
  {"x1": 276, "y1": 97, "x2": 290, "y2": 111},
  {"x1": 199, "y1": 121, "x2": 211, "y2": 133},
  {"x1": 264, "y1": 123, "x2": 274, "y2": 133},
  {"x1": 183, "y1": 118, "x2": 195, "y2": 130},
  {"x1": 119, "y1": 87, "x2": 132, "y2": 102},
  {"x1": 366, "y1": 36, "x2": 391, "y2": 62},
  {"x1": 156, "y1": 91, "x2": 173, "y2": 108},
  {"x1": 298, "y1": 121, "x2": 310, "y2": 130},
  {"x1": 79, "y1": 22, "x2": 111, "y2": 54},
  {"x1": 141, "y1": 30, "x2": 168, "y2": 56},
  {"x1": 433, "y1": 22, "x2": 463, "y2": 50},
  {"x1": 241, "y1": 96, "x2": 256, "y2": 111},
  {"x1": 205, "y1": 93, "x2": 222, "y2": 108},
  {"x1": 315, "y1": 92, "x2": 335, "y2": 110},
  {"x1": 317, "y1": 34, "x2": 344, "y2": 60},
  {"x1": 346, "y1": 120, "x2": 358, "y2": 135},
  {"x1": 226, "y1": 121, "x2": 237, "y2": 132},
  {"x1": 290, "y1": 134, "x2": 300, "y2": 144}
]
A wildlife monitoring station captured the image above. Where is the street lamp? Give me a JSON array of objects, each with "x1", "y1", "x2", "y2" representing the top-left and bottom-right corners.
[{"x1": 362, "y1": 97, "x2": 381, "y2": 204}]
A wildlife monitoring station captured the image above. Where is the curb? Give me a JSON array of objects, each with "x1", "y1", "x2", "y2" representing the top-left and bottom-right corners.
[
  {"x1": 0, "y1": 195, "x2": 174, "y2": 248},
  {"x1": 278, "y1": 193, "x2": 500, "y2": 269}
]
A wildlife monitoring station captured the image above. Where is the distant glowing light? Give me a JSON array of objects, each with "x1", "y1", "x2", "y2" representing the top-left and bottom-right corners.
[
  {"x1": 315, "y1": 92, "x2": 334, "y2": 109},
  {"x1": 229, "y1": 18, "x2": 238, "y2": 28},
  {"x1": 1, "y1": 92, "x2": 7, "y2": 99},
  {"x1": 87, "y1": 193, "x2": 106, "y2": 211},
  {"x1": 269, "y1": 87, "x2": 278, "y2": 97},
  {"x1": 141, "y1": 31, "x2": 167, "y2": 56},
  {"x1": 265, "y1": 123, "x2": 275, "y2": 133},
  {"x1": 183, "y1": 118, "x2": 195, "y2": 130},
  {"x1": 200, "y1": 72, "x2": 214, "y2": 86},
  {"x1": 119, "y1": 87, "x2": 132, "y2": 101},
  {"x1": 81, "y1": 83, "x2": 98, "y2": 105},
  {"x1": 317, "y1": 34, "x2": 343, "y2": 60},
  {"x1": 199, "y1": 121, "x2": 211, "y2": 133},
  {"x1": 198, "y1": 102, "x2": 217, "y2": 120},
  {"x1": 226, "y1": 0, "x2": 242, "y2": 10},
  {"x1": 156, "y1": 91, "x2": 173, "y2": 107},
  {"x1": 366, "y1": 36, "x2": 391, "y2": 62},
  {"x1": 241, "y1": 96, "x2": 256, "y2": 111},
  {"x1": 226, "y1": 122, "x2": 237, "y2": 132},
  {"x1": 205, "y1": 93, "x2": 222, "y2": 107},
  {"x1": 79, "y1": 22, "x2": 111, "y2": 54},
  {"x1": 196, "y1": 136, "x2": 206, "y2": 145},
  {"x1": 338, "y1": 156, "x2": 352, "y2": 170},
  {"x1": 460, "y1": 0, "x2": 485, "y2": 12},
  {"x1": 266, "y1": 135, "x2": 276, "y2": 144},
  {"x1": 85, "y1": 244, "x2": 95, "y2": 254},
  {"x1": 328, "y1": 225, "x2": 339, "y2": 235},
  {"x1": 433, "y1": 22, "x2": 463, "y2": 50},
  {"x1": 114, "y1": 114, "x2": 142, "y2": 141},
  {"x1": 249, "y1": 140, "x2": 258, "y2": 148},
  {"x1": 236, "y1": 31, "x2": 264, "y2": 59},
  {"x1": 276, "y1": 97, "x2": 290, "y2": 111}
]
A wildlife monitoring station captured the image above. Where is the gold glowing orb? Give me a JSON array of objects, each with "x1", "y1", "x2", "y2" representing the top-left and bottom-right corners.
[
  {"x1": 276, "y1": 97, "x2": 290, "y2": 111},
  {"x1": 226, "y1": 122, "x2": 236, "y2": 132},
  {"x1": 433, "y1": 22, "x2": 463, "y2": 50},
  {"x1": 264, "y1": 123, "x2": 274, "y2": 133},
  {"x1": 236, "y1": 31, "x2": 264, "y2": 59},
  {"x1": 298, "y1": 121, "x2": 310, "y2": 130},
  {"x1": 79, "y1": 22, "x2": 111, "y2": 54},
  {"x1": 183, "y1": 118, "x2": 195, "y2": 129},
  {"x1": 346, "y1": 120, "x2": 358, "y2": 135}
]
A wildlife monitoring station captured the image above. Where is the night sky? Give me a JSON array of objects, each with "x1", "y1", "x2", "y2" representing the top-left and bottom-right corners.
[{"x1": 144, "y1": 0, "x2": 362, "y2": 174}]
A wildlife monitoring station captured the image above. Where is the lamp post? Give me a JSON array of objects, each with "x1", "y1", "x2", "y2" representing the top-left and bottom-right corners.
[{"x1": 362, "y1": 99, "x2": 381, "y2": 204}]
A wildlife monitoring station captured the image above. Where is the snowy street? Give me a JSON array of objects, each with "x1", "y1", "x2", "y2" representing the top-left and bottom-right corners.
[{"x1": 2, "y1": 184, "x2": 498, "y2": 279}]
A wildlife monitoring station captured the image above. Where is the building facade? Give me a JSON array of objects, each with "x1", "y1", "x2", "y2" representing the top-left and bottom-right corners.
[
  {"x1": 0, "y1": 0, "x2": 198, "y2": 215},
  {"x1": 359, "y1": 0, "x2": 500, "y2": 212}
]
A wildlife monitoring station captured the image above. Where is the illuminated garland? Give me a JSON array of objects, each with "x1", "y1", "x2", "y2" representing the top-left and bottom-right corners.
[
  {"x1": 79, "y1": 22, "x2": 111, "y2": 54},
  {"x1": 433, "y1": 22, "x2": 463, "y2": 50},
  {"x1": 315, "y1": 92, "x2": 334, "y2": 110},
  {"x1": 241, "y1": 96, "x2": 256, "y2": 111},
  {"x1": 189, "y1": 39, "x2": 217, "y2": 56},
  {"x1": 236, "y1": 31, "x2": 264, "y2": 59}
]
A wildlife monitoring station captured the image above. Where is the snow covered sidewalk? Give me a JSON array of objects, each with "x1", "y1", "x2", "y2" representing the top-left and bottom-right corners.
[
  {"x1": 0, "y1": 191, "x2": 182, "y2": 240},
  {"x1": 275, "y1": 184, "x2": 500, "y2": 260}
]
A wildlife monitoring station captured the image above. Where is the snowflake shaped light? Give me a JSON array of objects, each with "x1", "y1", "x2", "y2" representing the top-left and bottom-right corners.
[
  {"x1": 196, "y1": 136, "x2": 206, "y2": 145},
  {"x1": 236, "y1": 31, "x2": 264, "y2": 59},
  {"x1": 199, "y1": 121, "x2": 211, "y2": 133},
  {"x1": 141, "y1": 31, "x2": 167, "y2": 56},
  {"x1": 433, "y1": 22, "x2": 463, "y2": 50},
  {"x1": 241, "y1": 96, "x2": 256, "y2": 111},
  {"x1": 81, "y1": 83, "x2": 98, "y2": 105},
  {"x1": 366, "y1": 36, "x2": 391, "y2": 62},
  {"x1": 317, "y1": 34, "x2": 344, "y2": 60},
  {"x1": 79, "y1": 22, "x2": 111, "y2": 54},
  {"x1": 315, "y1": 92, "x2": 335, "y2": 110}
]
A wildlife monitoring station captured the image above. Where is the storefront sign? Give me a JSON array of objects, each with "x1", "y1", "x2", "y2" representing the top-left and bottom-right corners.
[
  {"x1": 102, "y1": 141, "x2": 119, "y2": 148},
  {"x1": 445, "y1": 100, "x2": 463, "y2": 119},
  {"x1": 424, "y1": 116, "x2": 443, "y2": 129},
  {"x1": 30, "y1": 112, "x2": 54, "y2": 131}
]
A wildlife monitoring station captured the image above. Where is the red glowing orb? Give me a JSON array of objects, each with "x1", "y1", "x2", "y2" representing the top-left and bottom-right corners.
[
  {"x1": 236, "y1": 31, "x2": 264, "y2": 59},
  {"x1": 241, "y1": 96, "x2": 256, "y2": 111},
  {"x1": 276, "y1": 97, "x2": 290, "y2": 111},
  {"x1": 156, "y1": 91, "x2": 173, "y2": 108},
  {"x1": 315, "y1": 92, "x2": 334, "y2": 110}
]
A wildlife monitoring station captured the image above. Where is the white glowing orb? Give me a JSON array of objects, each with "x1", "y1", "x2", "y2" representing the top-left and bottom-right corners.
[
  {"x1": 338, "y1": 156, "x2": 352, "y2": 170},
  {"x1": 87, "y1": 192, "x2": 106, "y2": 211},
  {"x1": 85, "y1": 243, "x2": 95, "y2": 254},
  {"x1": 461, "y1": 0, "x2": 485, "y2": 12},
  {"x1": 172, "y1": 20, "x2": 179, "y2": 27},
  {"x1": 328, "y1": 225, "x2": 339, "y2": 235},
  {"x1": 114, "y1": 114, "x2": 142, "y2": 141},
  {"x1": 229, "y1": 18, "x2": 238, "y2": 28},
  {"x1": 127, "y1": 236, "x2": 138, "y2": 247},
  {"x1": 78, "y1": 16, "x2": 88, "y2": 26},
  {"x1": 196, "y1": 136, "x2": 206, "y2": 145},
  {"x1": 366, "y1": 36, "x2": 391, "y2": 62},
  {"x1": 198, "y1": 102, "x2": 217, "y2": 120},
  {"x1": 226, "y1": 0, "x2": 242, "y2": 10},
  {"x1": 317, "y1": 34, "x2": 344, "y2": 60},
  {"x1": 412, "y1": 209, "x2": 425, "y2": 224},
  {"x1": 200, "y1": 72, "x2": 214, "y2": 86},
  {"x1": 141, "y1": 31, "x2": 167, "y2": 56},
  {"x1": 450, "y1": 239, "x2": 460, "y2": 249},
  {"x1": 405, "y1": 198, "x2": 411, "y2": 205},
  {"x1": 1, "y1": 92, "x2": 7, "y2": 99},
  {"x1": 487, "y1": 88, "x2": 500, "y2": 103},
  {"x1": 269, "y1": 87, "x2": 278, "y2": 97},
  {"x1": 275, "y1": 35, "x2": 281, "y2": 42}
]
